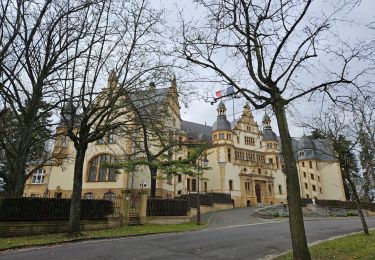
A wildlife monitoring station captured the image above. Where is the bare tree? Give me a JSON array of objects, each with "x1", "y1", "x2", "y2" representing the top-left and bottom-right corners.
[
  {"x1": 58, "y1": 0, "x2": 171, "y2": 236},
  {"x1": 0, "y1": 0, "x2": 99, "y2": 196},
  {"x1": 176, "y1": 1, "x2": 364, "y2": 258},
  {"x1": 304, "y1": 105, "x2": 369, "y2": 235}
]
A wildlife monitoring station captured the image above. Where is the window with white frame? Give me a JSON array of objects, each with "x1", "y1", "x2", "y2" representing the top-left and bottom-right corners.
[{"x1": 31, "y1": 168, "x2": 45, "y2": 184}]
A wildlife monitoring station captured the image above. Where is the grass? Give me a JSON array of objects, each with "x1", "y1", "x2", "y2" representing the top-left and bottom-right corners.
[
  {"x1": 0, "y1": 222, "x2": 205, "y2": 251},
  {"x1": 276, "y1": 230, "x2": 375, "y2": 260}
]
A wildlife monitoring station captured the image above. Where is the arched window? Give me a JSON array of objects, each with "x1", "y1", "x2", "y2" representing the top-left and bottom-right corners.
[
  {"x1": 84, "y1": 192, "x2": 95, "y2": 199},
  {"x1": 104, "y1": 192, "x2": 116, "y2": 201},
  {"x1": 31, "y1": 168, "x2": 45, "y2": 184},
  {"x1": 87, "y1": 154, "x2": 116, "y2": 182}
]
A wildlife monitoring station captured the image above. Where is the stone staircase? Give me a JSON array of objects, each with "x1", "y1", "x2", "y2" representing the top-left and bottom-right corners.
[{"x1": 129, "y1": 212, "x2": 141, "y2": 226}]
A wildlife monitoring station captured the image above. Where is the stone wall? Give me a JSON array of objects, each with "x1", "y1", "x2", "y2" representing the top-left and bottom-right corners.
[{"x1": 0, "y1": 219, "x2": 121, "y2": 237}]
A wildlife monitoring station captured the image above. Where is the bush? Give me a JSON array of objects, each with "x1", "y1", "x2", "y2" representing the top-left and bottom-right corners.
[
  {"x1": 0, "y1": 197, "x2": 114, "y2": 222},
  {"x1": 206, "y1": 193, "x2": 232, "y2": 204},
  {"x1": 301, "y1": 198, "x2": 313, "y2": 206},
  {"x1": 180, "y1": 194, "x2": 213, "y2": 208},
  {"x1": 147, "y1": 198, "x2": 189, "y2": 216}
]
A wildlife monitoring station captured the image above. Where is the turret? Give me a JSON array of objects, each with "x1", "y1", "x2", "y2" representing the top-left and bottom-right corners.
[{"x1": 212, "y1": 102, "x2": 233, "y2": 144}]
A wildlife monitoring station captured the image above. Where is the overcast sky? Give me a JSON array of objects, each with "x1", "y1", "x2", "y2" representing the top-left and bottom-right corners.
[{"x1": 153, "y1": 0, "x2": 375, "y2": 138}]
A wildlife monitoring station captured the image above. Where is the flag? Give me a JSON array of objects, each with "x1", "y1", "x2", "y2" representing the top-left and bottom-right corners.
[
  {"x1": 215, "y1": 86, "x2": 234, "y2": 97},
  {"x1": 226, "y1": 86, "x2": 234, "y2": 95},
  {"x1": 215, "y1": 90, "x2": 224, "y2": 97}
]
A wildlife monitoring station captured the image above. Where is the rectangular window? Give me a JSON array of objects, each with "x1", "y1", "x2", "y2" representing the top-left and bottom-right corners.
[
  {"x1": 62, "y1": 136, "x2": 68, "y2": 147},
  {"x1": 187, "y1": 178, "x2": 190, "y2": 192},
  {"x1": 312, "y1": 185, "x2": 316, "y2": 191},
  {"x1": 302, "y1": 161, "x2": 305, "y2": 167},
  {"x1": 178, "y1": 190, "x2": 182, "y2": 195},
  {"x1": 108, "y1": 130, "x2": 116, "y2": 144},
  {"x1": 31, "y1": 169, "x2": 45, "y2": 184},
  {"x1": 245, "y1": 182, "x2": 250, "y2": 191},
  {"x1": 305, "y1": 183, "x2": 308, "y2": 189},
  {"x1": 319, "y1": 187, "x2": 322, "y2": 193},
  {"x1": 167, "y1": 176, "x2": 172, "y2": 185},
  {"x1": 192, "y1": 179, "x2": 197, "y2": 192},
  {"x1": 268, "y1": 184, "x2": 272, "y2": 193},
  {"x1": 229, "y1": 180, "x2": 233, "y2": 191},
  {"x1": 258, "y1": 168, "x2": 261, "y2": 175},
  {"x1": 269, "y1": 158, "x2": 273, "y2": 165},
  {"x1": 237, "y1": 136, "x2": 240, "y2": 143},
  {"x1": 204, "y1": 182, "x2": 207, "y2": 192},
  {"x1": 244, "y1": 136, "x2": 255, "y2": 145},
  {"x1": 318, "y1": 176, "x2": 320, "y2": 182},
  {"x1": 227, "y1": 148, "x2": 232, "y2": 162},
  {"x1": 227, "y1": 134, "x2": 231, "y2": 140},
  {"x1": 306, "y1": 194, "x2": 310, "y2": 198},
  {"x1": 303, "y1": 172, "x2": 306, "y2": 178},
  {"x1": 178, "y1": 174, "x2": 182, "y2": 183},
  {"x1": 309, "y1": 161, "x2": 313, "y2": 169},
  {"x1": 311, "y1": 174, "x2": 314, "y2": 180},
  {"x1": 278, "y1": 185, "x2": 282, "y2": 194}
]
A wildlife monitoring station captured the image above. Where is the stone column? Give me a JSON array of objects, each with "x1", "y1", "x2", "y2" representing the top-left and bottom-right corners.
[
  {"x1": 219, "y1": 162, "x2": 226, "y2": 192},
  {"x1": 120, "y1": 190, "x2": 132, "y2": 226},
  {"x1": 138, "y1": 191, "x2": 148, "y2": 225}
]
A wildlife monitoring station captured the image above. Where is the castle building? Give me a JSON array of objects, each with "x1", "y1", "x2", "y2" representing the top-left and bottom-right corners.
[{"x1": 24, "y1": 77, "x2": 346, "y2": 206}]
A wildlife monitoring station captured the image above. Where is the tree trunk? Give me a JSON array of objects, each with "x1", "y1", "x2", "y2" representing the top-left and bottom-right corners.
[
  {"x1": 68, "y1": 143, "x2": 88, "y2": 236},
  {"x1": 149, "y1": 166, "x2": 157, "y2": 198},
  {"x1": 273, "y1": 103, "x2": 311, "y2": 260},
  {"x1": 13, "y1": 149, "x2": 28, "y2": 197},
  {"x1": 347, "y1": 172, "x2": 369, "y2": 235}
]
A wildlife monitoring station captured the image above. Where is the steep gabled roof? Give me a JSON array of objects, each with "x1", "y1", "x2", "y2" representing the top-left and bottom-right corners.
[{"x1": 181, "y1": 120, "x2": 212, "y2": 142}]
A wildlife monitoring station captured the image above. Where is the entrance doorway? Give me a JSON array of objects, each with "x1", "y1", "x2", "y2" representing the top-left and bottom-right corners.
[
  {"x1": 255, "y1": 184, "x2": 261, "y2": 203},
  {"x1": 246, "y1": 200, "x2": 251, "y2": 207}
]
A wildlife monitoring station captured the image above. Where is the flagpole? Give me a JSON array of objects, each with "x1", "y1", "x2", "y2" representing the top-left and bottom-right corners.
[{"x1": 232, "y1": 93, "x2": 235, "y2": 121}]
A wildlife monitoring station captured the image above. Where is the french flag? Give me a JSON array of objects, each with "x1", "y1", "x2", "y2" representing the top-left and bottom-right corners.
[{"x1": 216, "y1": 86, "x2": 234, "y2": 97}]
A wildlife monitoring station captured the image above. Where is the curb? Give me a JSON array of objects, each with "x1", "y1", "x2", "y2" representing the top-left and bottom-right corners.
[
  {"x1": 0, "y1": 225, "x2": 206, "y2": 255},
  {"x1": 263, "y1": 227, "x2": 375, "y2": 260}
]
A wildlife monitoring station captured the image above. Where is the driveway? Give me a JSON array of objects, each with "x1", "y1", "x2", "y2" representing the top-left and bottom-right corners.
[
  {"x1": 199, "y1": 207, "x2": 273, "y2": 228},
  {"x1": 1, "y1": 217, "x2": 374, "y2": 260}
]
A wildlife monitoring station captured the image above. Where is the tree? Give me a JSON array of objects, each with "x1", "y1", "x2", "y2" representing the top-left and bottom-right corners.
[
  {"x1": 117, "y1": 78, "x2": 183, "y2": 198},
  {"x1": 57, "y1": 0, "x2": 170, "y2": 235},
  {"x1": 351, "y1": 96, "x2": 375, "y2": 202},
  {"x1": 0, "y1": 0, "x2": 99, "y2": 196},
  {"x1": 176, "y1": 1, "x2": 363, "y2": 258},
  {"x1": 305, "y1": 105, "x2": 369, "y2": 235},
  {"x1": 0, "y1": 103, "x2": 52, "y2": 196}
]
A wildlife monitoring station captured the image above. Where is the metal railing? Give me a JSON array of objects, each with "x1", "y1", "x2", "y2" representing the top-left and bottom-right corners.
[{"x1": 0, "y1": 195, "x2": 122, "y2": 222}]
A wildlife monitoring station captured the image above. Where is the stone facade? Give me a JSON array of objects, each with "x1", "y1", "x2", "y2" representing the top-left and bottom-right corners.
[{"x1": 24, "y1": 75, "x2": 346, "y2": 207}]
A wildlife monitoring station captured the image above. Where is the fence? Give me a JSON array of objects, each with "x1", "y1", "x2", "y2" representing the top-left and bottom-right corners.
[
  {"x1": 0, "y1": 195, "x2": 122, "y2": 222},
  {"x1": 147, "y1": 198, "x2": 189, "y2": 216}
]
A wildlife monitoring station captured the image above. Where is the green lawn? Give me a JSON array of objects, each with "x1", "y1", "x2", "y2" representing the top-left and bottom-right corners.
[
  {"x1": 0, "y1": 222, "x2": 205, "y2": 251},
  {"x1": 276, "y1": 230, "x2": 375, "y2": 260}
]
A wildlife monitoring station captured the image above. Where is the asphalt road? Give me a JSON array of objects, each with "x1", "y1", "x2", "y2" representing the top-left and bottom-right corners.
[{"x1": 1, "y1": 217, "x2": 374, "y2": 260}]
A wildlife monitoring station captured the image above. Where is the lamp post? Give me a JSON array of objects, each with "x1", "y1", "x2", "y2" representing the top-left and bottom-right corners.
[{"x1": 196, "y1": 157, "x2": 208, "y2": 225}]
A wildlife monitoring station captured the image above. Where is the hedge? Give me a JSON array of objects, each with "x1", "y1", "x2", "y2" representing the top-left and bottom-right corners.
[
  {"x1": 147, "y1": 198, "x2": 189, "y2": 216},
  {"x1": 206, "y1": 193, "x2": 232, "y2": 204},
  {"x1": 0, "y1": 197, "x2": 114, "y2": 222},
  {"x1": 180, "y1": 194, "x2": 213, "y2": 208}
]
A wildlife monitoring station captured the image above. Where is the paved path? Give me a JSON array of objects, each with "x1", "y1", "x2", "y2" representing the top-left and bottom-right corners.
[
  {"x1": 1, "y1": 217, "x2": 374, "y2": 260},
  {"x1": 200, "y1": 207, "x2": 272, "y2": 228}
]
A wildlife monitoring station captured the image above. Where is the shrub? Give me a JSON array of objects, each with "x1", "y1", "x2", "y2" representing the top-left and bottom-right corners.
[
  {"x1": 147, "y1": 198, "x2": 189, "y2": 216},
  {"x1": 0, "y1": 197, "x2": 114, "y2": 222}
]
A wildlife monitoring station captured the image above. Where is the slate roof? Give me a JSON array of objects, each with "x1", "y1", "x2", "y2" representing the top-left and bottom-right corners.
[
  {"x1": 298, "y1": 135, "x2": 316, "y2": 150},
  {"x1": 181, "y1": 120, "x2": 212, "y2": 142},
  {"x1": 213, "y1": 116, "x2": 232, "y2": 131},
  {"x1": 263, "y1": 126, "x2": 278, "y2": 141}
]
